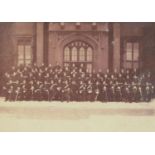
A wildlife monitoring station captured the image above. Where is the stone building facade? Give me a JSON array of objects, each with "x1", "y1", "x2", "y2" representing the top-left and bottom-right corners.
[{"x1": 0, "y1": 22, "x2": 155, "y2": 75}]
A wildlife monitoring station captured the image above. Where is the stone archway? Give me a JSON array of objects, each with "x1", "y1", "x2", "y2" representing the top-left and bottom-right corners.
[{"x1": 55, "y1": 33, "x2": 99, "y2": 69}]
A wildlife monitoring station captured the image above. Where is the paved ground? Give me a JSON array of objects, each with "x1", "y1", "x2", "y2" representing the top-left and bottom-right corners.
[{"x1": 0, "y1": 98, "x2": 155, "y2": 131}]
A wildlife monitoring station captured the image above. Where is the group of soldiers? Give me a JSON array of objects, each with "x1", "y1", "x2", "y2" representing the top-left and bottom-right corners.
[{"x1": 2, "y1": 63, "x2": 155, "y2": 102}]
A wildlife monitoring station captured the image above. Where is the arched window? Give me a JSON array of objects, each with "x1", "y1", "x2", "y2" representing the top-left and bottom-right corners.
[
  {"x1": 87, "y1": 47, "x2": 93, "y2": 61},
  {"x1": 71, "y1": 47, "x2": 78, "y2": 62},
  {"x1": 63, "y1": 40, "x2": 93, "y2": 73},
  {"x1": 64, "y1": 47, "x2": 70, "y2": 61},
  {"x1": 79, "y1": 47, "x2": 85, "y2": 61}
]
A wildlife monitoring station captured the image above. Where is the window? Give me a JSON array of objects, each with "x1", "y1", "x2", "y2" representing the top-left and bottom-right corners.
[
  {"x1": 63, "y1": 40, "x2": 93, "y2": 72},
  {"x1": 126, "y1": 43, "x2": 132, "y2": 61},
  {"x1": 64, "y1": 47, "x2": 70, "y2": 61},
  {"x1": 17, "y1": 38, "x2": 32, "y2": 65},
  {"x1": 79, "y1": 47, "x2": 85, "y2": 61},
  {"x1": 123, "y1": 41, "x2": 140, "y2": 69},
  {"x1": 71, "y1": 47, "x2": 78, "y2": 62},
  {"x1": 87, "y1": 47, "x2": 93, "y2": 61}
]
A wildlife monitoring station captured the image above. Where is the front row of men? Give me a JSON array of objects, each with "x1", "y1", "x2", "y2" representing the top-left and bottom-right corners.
[{"x1": 3, "y1": 76, "x2": 154, "y2": 103}]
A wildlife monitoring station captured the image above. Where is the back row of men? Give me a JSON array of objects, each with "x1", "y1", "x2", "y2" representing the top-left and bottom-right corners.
[{"x1": 2, "y1": 63, "x2": 154, "y2": 102}]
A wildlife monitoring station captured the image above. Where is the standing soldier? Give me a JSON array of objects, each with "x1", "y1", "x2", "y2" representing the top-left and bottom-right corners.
[
  {"x1": 137, "y1": 84, "x2": 143, "y2": 102},
  {"x1": 61, "y1": 80, "x2": 70, "y2": 102},
  {"x1": 115, "y1": 83, "x2": 122, "y2": 102},
  {"x1": 42, "y1": 80, "x2": 50, "y2": 101},
  {"x1": 86, "y1": 80, "x2": 93, "y2": 101},
  {"x1": 101, "y1": 85, "x2": 108, "y2": 102},
  {"x1": 123, "y1": 83, "x2": 131, "y2": 103},
  {"x1": 27, "y1": 80, "x2": 35, "y2": 101},
  {"x1": 21, "y1": 84, "x2": 27, "y2": 101},
  {"x1": 49, "y1": 80, "x2": 57, "y2": 101},
  {"x1": 55, "y1": 79, "x2": 62, "y2": 101},
  {"x1": 70, "y1": 76, "x2": 78, "y2": 101},
  {"x1": 34, "y1": 81, "x2": 42, "y2": 101},
  {"x1": 78, "y1": 80, "x2": 86, "y2": 101},
  {"x1": 144, "y1": 82, "x2": 152, "y2": 102},
  {"x1": 94, "y1": 81, "x2": 101, "y2": 101},
  {"x1": 109, "y1": 84, "x2": 116, "y2": 102},
  {"x1": 15, "y1": 86, "x2": 21, "y2": 101},
  {"x1": 131, "y1": 82, "x2": 138, "y2": 102},
  {"x1": 7, "y1": 85, "x2": 14, "y2": 101}
]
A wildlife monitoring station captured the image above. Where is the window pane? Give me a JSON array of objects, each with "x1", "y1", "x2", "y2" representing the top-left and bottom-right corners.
[
  {"x1": 71, "y1": 47, "x2": 77, "y2": 62},
  {"x1": 133, "y1": 43, "x2": 139, "y2": 61},
  {"x1": 25, "y1": 59, "x2": 31, "y2": 65},
  {"x1": 18, "y1": 59, "x2": 24, "y2": 65},
  {"x1": 25, "y1": 45, "x2": 31, "y2": 59},
  {"x1": 86, "y1": 64, "x2": 92, "y2": 73},
  {"x1": 126, "y1": 42, "x2": 132, "y2": 61},
  {"x1": 64, "y1": 47, "x2": 70, "y2": 61},
  {"x1": 79, "y1": 47, "x2": 85, "y2": 61},
  {"x1": 87, "y1": 47, "x2": 93, "y2": 61},
  {"x1": 18, "y1": 45, "x2": 24, "y2": 59}
]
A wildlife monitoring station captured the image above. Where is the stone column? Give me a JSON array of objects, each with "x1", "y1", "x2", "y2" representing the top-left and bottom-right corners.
[
  {"x1": 36, "y1": 23, "x2": 44, "y2": 66},
  {"x1": 113, "y1": 23, "x2": 121, "y2": 71}
]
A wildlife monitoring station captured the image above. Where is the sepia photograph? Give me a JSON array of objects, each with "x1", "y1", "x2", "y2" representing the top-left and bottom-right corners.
[{"x1": 0, "y1": 22, "x2": 155, "y2": 131}]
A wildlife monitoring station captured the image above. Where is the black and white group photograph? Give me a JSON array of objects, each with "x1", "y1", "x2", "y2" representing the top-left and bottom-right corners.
[{"x1": 0, "y1": 22, "x2": 155, "y2": 131}]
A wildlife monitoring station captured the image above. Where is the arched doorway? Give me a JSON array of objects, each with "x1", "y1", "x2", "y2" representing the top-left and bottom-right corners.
[{"x1": 63, "y1": 40, "x2": 93, "y2": 73}]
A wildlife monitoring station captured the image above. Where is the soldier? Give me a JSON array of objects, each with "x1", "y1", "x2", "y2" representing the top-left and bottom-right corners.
[
  {"x1": 144, "y1": 82, "x2": 152, "y2": 102},
  {"x1": 94, "y1": 81, "x2": 101, "y2": 101},
  {"x1": 133, "y1": 74, "x2": 139, "y2": 83},
  {"x1": 71, "y1": 63, "x2": 78, "y2": 72},
  {"x1": 42, "y1": 80, "x2": 50, "y2": 101},
  {"x1": 55, "y1": 79, "x2": 62, "y2": 101},
  {"x1": 15, "y1": 86, "x2": 21, "y2": 101},
  {"x1": 86, "y1": 80, "x2": 93, "y2": 101},
  {"x1": 70, "y1": 77, "x2": 78, "y2": 101},
  {"x1": 33, "y1": 81, "x2": 42, "y2": 101},
  {"x1": 137, "y1": 84, "x2": 143, "y2": 102},
  {"x1": 109, "y1": 84, "x2": 116, "y2": 102},
  {"x1": 131, "y1": 82, "x2": 139, "y2": 102},
  {"x1": 7, "y1": 85, "x2": 14, "y2": 101},
  {"x1": 79, "y1": 63, "x2": 85, "y2": 72},
  {"x1": 113, "y1": 68, "x2": 118, "y2": 78},
  {"x1": 123, "y1": 83, "x2": 131, "y2": 103},
  {"x1": 151, "y1": 84, "x2": 154, "y2": 98},
  {"x1": 49, "y1": 80, "x2": 57, "y2": 101},
  {"x1": 20, "y1": 84, "x2": 27, "y2": 101},
  {"x1": 96, "y1": 73, "x2": 103, "y2": 83},
  {"x1": 61, "y1": 80, "x2": 70, "y2": 102},
  {"x1": 117, "y1": 73, "x2": 124, "y2": 84},
  {"x1": 115, "y1": 83, "x2": 122, "y2": 102},
  {"x1": 103, "y1": 74, "x2": 109, "y2": 84},
  {"x1": 101, "y1": 85, "x2": 108, "y2": 102},
  {"x1": 106, "y1": 68, "x2": 110, "y2": 77},
  {"x1": 78, "y1": 80, "x2": 86, "y2": 101}
]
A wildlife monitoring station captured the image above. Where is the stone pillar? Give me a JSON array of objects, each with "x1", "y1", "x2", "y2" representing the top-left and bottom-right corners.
[
  {"x1": 113, "y1": 23, "x2": 121, "y2": 71},
  {"x1": 36, "y1": 23, "x2": 44, "y2": 66}
]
